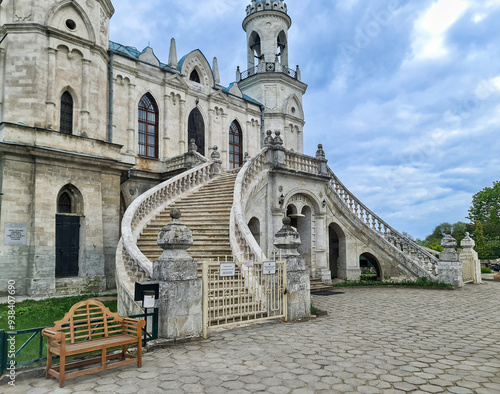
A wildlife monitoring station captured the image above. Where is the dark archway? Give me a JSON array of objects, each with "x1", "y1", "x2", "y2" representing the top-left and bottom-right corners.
[
  {"x1": 297, "y1": 206, "x2": 312, "y2": 268},
  {"x1": 360, "y1": 252, "x2": 382, "y2": 281},
  {"x1": 248, "y1": 217, "x2": 260, "y2": 247},
  {"x1": 329, "y1": 223, "x2": 346, "y2": 280},
  {"x1": 55, "y1": 185, "x2": 83, "y2": 277},
  {"x1": 60, "y1": 91, "x2": 74, "y2": 135},
  {"x1": 188, "y1": 107, "x2": 205, "y2": 156}
]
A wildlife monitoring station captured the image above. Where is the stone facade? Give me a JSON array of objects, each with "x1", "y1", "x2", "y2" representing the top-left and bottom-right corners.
[{"x1": 0, "y1": 0, "x2": 300, "y2": 296}]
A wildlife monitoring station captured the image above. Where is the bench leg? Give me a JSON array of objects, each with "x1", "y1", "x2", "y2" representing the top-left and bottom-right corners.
[
  {"x1": 101, "y1": 348, "x2": 107, "y2": 368},
  {"x1": 59, "y1": 353, "x2": 65, "y2": 388},
  {"x1": 137, "y1": 339, "x2": 142, "y2": 368},
  {"x1": 121, "y1": 344, "x2": 127, "y2": 360},
  {"x1": 46, "y1": 349, "x2": 52, "y2": 379}
]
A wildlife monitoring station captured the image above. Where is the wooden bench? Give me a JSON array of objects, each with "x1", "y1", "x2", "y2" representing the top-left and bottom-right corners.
[{"x1": 42, "y1": 300, "x2": 146, "y2": 387}]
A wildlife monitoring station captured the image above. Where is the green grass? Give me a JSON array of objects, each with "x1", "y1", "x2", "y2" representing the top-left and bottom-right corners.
[
  {"x1": 481, "y1": 267, "x2": 493, "y2": 274},
  {"x1": 333, "y1": 277, "x2": 453, "y2": 288},
  {"x1": 0, "y1": 295, "x2": 117, "y2": 367}
]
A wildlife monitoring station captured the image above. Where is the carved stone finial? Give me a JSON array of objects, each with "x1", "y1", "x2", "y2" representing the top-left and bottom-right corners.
[
  {"x1": 441, "y1": 233, "x2": 457, "y2": 249},
  {"x1": 274, "y1": 216, "x2": 301, "y2": 257},
  {"x1": 264, "y1": 130, "x2": 274, "y2": 145},
  {"x1": 188, "y1": 138, "x2": 197, "y2": 153},
  {"x1": 243, "y1": 152, "x2": 250, "y2": 163},
  {"x1": 211, "y1": 145, "x2": 221, "y2": 160},
  {"x1": 274, "y1": 130, "x2": 283, "y2": 146},
  {"x1": 170, "y1": 208, "x2": 181, "y2": 220},
  {"x1": 316, "y1": 144, "x2": 326, "y2": 159},
  {"x1": 461, "y1": 232, "x2": 475, "y2": 250}
]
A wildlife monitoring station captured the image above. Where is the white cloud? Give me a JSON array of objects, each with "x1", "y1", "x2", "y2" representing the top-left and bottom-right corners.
[{"x1": 407, "y1": 0, "x2": 469, "y2": 62}]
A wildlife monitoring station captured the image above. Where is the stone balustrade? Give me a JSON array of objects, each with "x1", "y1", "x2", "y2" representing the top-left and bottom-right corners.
[
  {"x1": 230, "y1": 148, "x2": 269, "y2": 262},
  {"x1": 284, "y1": 151, "x2": 320, "y2": 175},
  {"x1": 119, "y1": 160, "x2": 218, "y2": 283}
]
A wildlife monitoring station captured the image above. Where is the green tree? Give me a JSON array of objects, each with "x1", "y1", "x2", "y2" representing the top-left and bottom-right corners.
[
  {"x1": 467, "y1": 181, "x2": 500, "y2": 227},
  {"x1": 417, "y1": 221, "x2": 470, "y2": 251}
]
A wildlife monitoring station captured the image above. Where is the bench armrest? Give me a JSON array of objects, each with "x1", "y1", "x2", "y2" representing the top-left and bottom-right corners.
[
  {"x1": 122, "y1": 318, "x2": 146, "y2": 336},
  {"x1": 42, "y1": 328, "x2": 66, "y2": 344}
]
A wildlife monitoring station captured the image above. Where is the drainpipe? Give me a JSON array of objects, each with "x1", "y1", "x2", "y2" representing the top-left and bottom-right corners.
[
  {"x1": 260, "y1": 104, "x2": 265, "y2": 147},
  {"x1": 108, "y1": 51, "x2": 114, "y2": 143}
]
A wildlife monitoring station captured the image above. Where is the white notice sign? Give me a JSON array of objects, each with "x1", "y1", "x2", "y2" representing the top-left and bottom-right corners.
[
  {"x1": 220, "y1": 263, "x2": 236, "y2": 277},
  {"x1": 4, "y1": 223, "x2": 28, "y2": 245},
  {"x1": 263, "y1": 261, "x2": 276, "y2": 275}
]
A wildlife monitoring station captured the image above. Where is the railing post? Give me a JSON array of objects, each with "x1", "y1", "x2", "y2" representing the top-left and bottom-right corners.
[
  {"x1": 0, "y1": 330, "x2": 5, "y2": 374},
  {"x1": 274, "y1": 217, "x2": 310, "y2": 322},
  {"x1": 460, "y1": 232, "x2": 482, "y2": 284},
  {"x1": 153, "y1": 209, "x2": 202, "y2": 340},
  {"x1": 210, "y1": 146, "x2": 222, "y2": 177},
  {"x1": 438, "y1": 233, "x2": 463, "y2": 287}
]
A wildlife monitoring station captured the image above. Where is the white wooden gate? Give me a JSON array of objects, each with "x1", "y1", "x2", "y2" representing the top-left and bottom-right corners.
[{"x1": 202, "y1": 259, "x2": 287, "y2": 338}]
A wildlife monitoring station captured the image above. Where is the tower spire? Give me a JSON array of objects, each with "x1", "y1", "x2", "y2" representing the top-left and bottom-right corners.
[{"x1": 168, "y1": 38, "x2": 178, "y2": 69}]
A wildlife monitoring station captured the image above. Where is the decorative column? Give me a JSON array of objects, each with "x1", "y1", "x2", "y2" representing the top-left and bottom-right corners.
[
  {"x1": 162, "y1": 93, "x2": 170, "y2": 160},
  {"x1": 81, "y1": 59, "x2": 91, "y2": 133},
  {"x1": 127, "y1": 82, "x2": 136, "y2": 153},
  {"x1": 179, "y1": 99, "x2": 186, "y2": 152},
  {"x1": 438, "y1": 234, "x2": 463, "y2": 287},
  {"x1": 274, "y1": 217, "x2": 310, "y2": 321},
  {"x1": 46, "y1": 47, "x2": 57, "y2": 129},
  {"x1": 153, "y1": 209, "x2": 202, "y2": 340},
  {"x1": 460, "y1": 232, "x2": 482, "y2": 284}
]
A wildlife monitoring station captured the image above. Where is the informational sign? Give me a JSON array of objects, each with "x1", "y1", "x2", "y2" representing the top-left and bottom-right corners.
[
  {"x1": 4, "y1": 223, "x2": 28, "y2": 245},
  {"x1": 143, "y1": 294, "x2": 156, "y2": 308},
  {"x1": 220, "y1": 262, "x2": 236, "y2": 277},
  {"x1": 263, "y1": 261, "x2": 276, "y2": 275},
  {"x1": 245, "y1": 261, "x2": 254, "y2": 269}
]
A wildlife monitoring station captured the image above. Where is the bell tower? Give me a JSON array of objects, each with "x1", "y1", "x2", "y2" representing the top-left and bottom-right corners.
[{"x1": 238, "y1": 0, "x2": 307, "y2": 153}]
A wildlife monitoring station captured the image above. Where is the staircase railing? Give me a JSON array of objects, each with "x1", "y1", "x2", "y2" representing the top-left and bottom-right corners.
[
  {"x1": 119, "y1": 160, "x2": 218, "y2": 280},
  {"x1": 325, "y1": 165, "x2": 439, "y2": 278},
  {"x1": 230, "y1": 148, "x2": 269, "y2": 262}
]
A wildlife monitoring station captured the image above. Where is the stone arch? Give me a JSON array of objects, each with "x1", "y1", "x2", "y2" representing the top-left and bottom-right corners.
[
  {"x1": 248, "y1": 217, "x2": 261, "y2": 247},
  {"x1": 360, "y1": 252, "x2": 382, "y2": 281},
  {"x1": 57, "y1": 85, "x2": 80, "y2": 132},
  {"x1": 178, "y1": 50, "x2": 214, "y2": 87},
  {"x1": 45, "y1": 0, "x2": 96, "y2": 42},
  {"x1": 328, "y1": 222, "x2": 346, "y2": 280},
  {"x1": 56, "y1": 184, "x2": 84, "y2": 215},
  {"x1": 188, "y1": 107, "x2": 205, "y2": 155},
  {"x1": 248, "y1": 30, "x2": 262, "y2": 66},
  {"x1": 284, "y1": 192, "x2": 320, "y2": 268},
  {"x1": 283, "y1": 94, "x2": 304, "y2": 119},
  {"x1": 277, "y1": 30, "x2": 288, "y2": 65}
]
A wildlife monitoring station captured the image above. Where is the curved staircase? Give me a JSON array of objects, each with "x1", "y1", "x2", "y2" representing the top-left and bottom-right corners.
[{"x1": 137, "y1": 172, "x2": 237, "y2": 262}]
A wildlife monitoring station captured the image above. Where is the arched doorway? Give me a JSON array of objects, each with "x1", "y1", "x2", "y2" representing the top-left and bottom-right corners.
[
  {"x1": 328, "y1": 223, "x2": 343, "y2": 280},
  {"x1": 248, "y1": 217, "x2": 260, "y2": 247},
  {"x1": 188, "y1": 108, "x2": 205, "y2": 155},
  {"x1": 55, "y1": 185, "x2": 83, "y2": 277},
  {"x1": 360, "y1": 253, "x2": 382, "y2": 281}
]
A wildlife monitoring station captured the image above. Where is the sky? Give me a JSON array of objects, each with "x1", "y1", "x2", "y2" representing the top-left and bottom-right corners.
[{"x1": 109, "y1": 0, "x2": 500, "y2": 239}]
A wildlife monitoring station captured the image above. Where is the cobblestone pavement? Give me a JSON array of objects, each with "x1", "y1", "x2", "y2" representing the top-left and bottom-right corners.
[{"x1": 7, "y1": 281, "x2": 500, "y2": 393}]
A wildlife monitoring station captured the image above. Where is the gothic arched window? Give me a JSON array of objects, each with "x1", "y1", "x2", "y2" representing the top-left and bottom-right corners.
[
  {"x1": 138, "y1": 93, "x2": 158, "y2": 158},
  {"x1": 229, "y1": 120, "x2": 243, "y2": 169},
  {"x1": 58, "y1": 192, "x2": 72, "y2": 214},
  {"x1": 60, "y1": 91, "x2": 73, "y2": 135},
  {"x1": 190, "y1": 70, "x2": 201, "y2": 83}
]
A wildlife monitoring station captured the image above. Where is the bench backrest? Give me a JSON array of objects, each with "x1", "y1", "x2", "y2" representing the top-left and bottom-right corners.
[{"x1": 50, "y1": 300, "x2": 126, "y2": 344}]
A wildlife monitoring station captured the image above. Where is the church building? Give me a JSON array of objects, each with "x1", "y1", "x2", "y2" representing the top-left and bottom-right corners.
[{"x1": 0, "y1": 0, "x2": 439, "y2": 298}]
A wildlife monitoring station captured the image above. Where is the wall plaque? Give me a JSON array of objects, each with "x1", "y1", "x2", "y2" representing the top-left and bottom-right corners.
[
  {"x1": 263, "y1": 261, "x2": 276, "y2": 275},
  {"x1": 4, "y1": 223, "x2": 28, "y2": 245}
]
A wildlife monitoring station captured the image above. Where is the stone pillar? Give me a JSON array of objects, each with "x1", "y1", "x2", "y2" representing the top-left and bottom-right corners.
[
  {"x1": 153, "y1": 209, "x2": 202, "y2": 340},
  {"x1": 127, "y1": 82, "x2": 136, "y2": 153},
  {"x1": 162, "y1": 93, "x2": 170, "y2": 160},
  {"x1": 274, "y1": 217, "x2": 310, "y2": 321},
  {"x1": 266, "y1": 131, "x2": 285, "y2": 168},
  {"x1": 460, "y1": 232, "x2": 482, "y2": 284},
  {"x1": 46, "y1": 47, "x2": 57, "y2": 129},
  {"x1": 81, "y1": 59, "x2": 91, "y2": 133},
  {"x1": 438, "y1": 234, "x2": 463, "y2": 287},
  {"x1": 179, "y1": 99, "x2": 186, "y2": 152},
  {"x1": 184, "y1": 139, "x2": 199, "y2": 168}
]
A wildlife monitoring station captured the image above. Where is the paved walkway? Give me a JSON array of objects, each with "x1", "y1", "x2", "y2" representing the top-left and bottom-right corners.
[{"x1": 6, "y1": 282, "x2": 500, "y2": 393}]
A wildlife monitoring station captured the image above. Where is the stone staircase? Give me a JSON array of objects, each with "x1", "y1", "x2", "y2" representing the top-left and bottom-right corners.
[{"x1": 137, "y1": 172, "x2": 237, "y2": 263}]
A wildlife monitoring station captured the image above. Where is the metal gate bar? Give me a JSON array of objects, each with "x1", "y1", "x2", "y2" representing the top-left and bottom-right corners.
[{"x1": 202, "y1": 259, "x2": 287, "y2": 339}]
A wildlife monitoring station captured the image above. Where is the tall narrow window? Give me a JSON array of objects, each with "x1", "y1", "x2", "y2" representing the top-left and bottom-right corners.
[
  {"x1": 138, "y1": 93, "x2": 158, "y2": 158},
  {"x1": 229, "y1": 120, "x2": 243, "y2": 169},
  {"x1": 60, "y1": 91, "x2": 73, "y2": 134}
]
